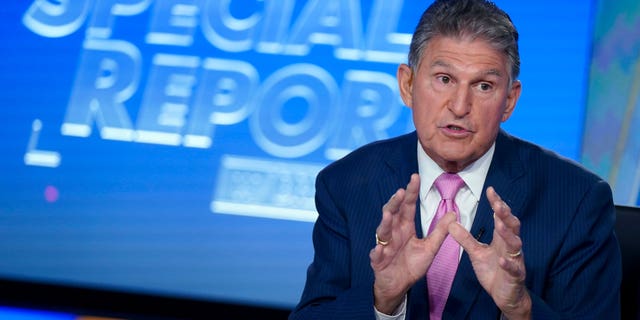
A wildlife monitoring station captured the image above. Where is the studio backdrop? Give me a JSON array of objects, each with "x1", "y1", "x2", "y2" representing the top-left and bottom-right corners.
[{"x1": 0, "y1": 0, "x2": 637, "y2": 313}]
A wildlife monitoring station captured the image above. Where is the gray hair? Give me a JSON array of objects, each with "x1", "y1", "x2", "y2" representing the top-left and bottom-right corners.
[{"x1": 408, "y1": 0, "x2": 520, "y2": 81}]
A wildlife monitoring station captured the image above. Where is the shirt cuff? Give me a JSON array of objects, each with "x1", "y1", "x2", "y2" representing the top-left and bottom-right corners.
[{"x1": 374, "y1": 295, "x2": 407, "y2": 320}]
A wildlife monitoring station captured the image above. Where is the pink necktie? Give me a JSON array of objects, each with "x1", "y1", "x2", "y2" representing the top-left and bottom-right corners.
[{"x1": 427, "y1": 173, "x2": 464, "y2": 320}]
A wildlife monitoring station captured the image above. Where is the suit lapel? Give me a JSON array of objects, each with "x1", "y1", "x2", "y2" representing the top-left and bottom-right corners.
[
  {"x1": 445, "y1": 131, "x2": 528, "y2": 318},
  {"x1": 379, "y1": 131, "x2": 420, "y2": 194}
]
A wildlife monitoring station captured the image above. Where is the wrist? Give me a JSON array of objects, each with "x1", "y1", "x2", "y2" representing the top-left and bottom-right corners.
[
  {"x1": 501, "y1": 292, "x2": 532, "y2": 320},
  {"x1": 374, "y1": 294, "x2": 407, "y2": 317},
  {"x1": 373, "y1": 283, "x2": 408, "y2": 315}
]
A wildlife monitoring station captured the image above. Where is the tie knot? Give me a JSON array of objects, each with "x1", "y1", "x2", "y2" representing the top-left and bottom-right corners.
[{"x1": 435, "y1": 173, "x2": 464, "y2": 200}]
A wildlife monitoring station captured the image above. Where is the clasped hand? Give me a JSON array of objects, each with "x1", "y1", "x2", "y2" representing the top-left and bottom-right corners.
[{"x1": 370, "y1": 174, "x2": 531, "y2": 319}]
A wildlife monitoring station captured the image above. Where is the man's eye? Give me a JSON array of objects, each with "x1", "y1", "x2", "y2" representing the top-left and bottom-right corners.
[
  {"x1": 438, "y1": 76, "x2": 451, "y2": 84},
  {"x1": 479, "y1": 83, "x2": 492, "y2": 91}
]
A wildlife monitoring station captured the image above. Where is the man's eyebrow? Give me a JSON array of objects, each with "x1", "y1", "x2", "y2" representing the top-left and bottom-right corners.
[
  {"x1": 483, "y1": 69, "x2": 504, "y2": 78},
  {"x1": 430, "y1": 61, "x2": 504, "y2": 78}
]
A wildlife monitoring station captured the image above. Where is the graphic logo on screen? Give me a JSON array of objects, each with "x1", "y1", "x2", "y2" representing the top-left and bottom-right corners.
[{"x1": 22, "y1": 0, "x2": 416, "y2": 221}]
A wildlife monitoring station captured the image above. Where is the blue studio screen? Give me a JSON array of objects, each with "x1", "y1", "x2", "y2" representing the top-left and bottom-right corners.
[{"x1": 1, "y1": 0, "x2": 638, "y2": 316}]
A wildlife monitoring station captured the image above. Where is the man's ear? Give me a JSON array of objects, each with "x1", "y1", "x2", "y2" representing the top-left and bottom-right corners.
[
  {"x1": 397, "y1": 64, "x2": 414, "y2": 108},
  {"x1": 502, "y1": 80, "x2": 521, "y2": 122}
]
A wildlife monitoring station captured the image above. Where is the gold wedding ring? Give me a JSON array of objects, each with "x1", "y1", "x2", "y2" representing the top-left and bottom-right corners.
[
  {"x1": 375, "y1": 233, "x2": 389, "y2": 246},
  {"x1": 508, "y1": 249, "x2": 522, "y2": 258}
]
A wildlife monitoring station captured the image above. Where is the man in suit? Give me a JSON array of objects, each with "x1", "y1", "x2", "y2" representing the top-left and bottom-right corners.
[{"x1": 289, "y1": 0, "x2": 621, "y2": 319}]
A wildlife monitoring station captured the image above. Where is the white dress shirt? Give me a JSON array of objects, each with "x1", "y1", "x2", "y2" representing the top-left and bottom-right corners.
[
  {"x1": 417, "y1": 141, "x2": 494, "y2": 241},
  {"x1": 375, "y1": 141, "x2": 495, "y2": 320}
]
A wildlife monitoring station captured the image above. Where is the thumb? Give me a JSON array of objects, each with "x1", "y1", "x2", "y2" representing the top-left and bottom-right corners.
[
  {"x1": 449, "y1": 221, "x2": 483, "y2": 256},
  {"x1": 425, "y1": 212, "x2": 456, "y2": 252}
]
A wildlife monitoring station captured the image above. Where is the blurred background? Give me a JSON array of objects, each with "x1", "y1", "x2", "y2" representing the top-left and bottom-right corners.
[{"x1": 0, "y1": 0, "x2": 638, "y2": 318}]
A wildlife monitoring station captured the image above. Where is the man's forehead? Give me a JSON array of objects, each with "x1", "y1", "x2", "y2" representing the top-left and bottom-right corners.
[{"x1": 418, "y1": 36, "x2": 509, "y2": 73}]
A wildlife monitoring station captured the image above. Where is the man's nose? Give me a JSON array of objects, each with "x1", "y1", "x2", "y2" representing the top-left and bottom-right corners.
[{"x1": 448, "y1": 85, "x2": 472, "y2": 117}]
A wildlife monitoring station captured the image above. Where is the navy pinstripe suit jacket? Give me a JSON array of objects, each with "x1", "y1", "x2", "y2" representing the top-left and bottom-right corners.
[{"x1": 290, "y1": 130, "x2": 621, "y2": 320}]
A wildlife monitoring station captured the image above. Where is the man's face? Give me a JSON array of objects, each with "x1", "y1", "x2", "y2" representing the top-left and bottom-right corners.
[{"x1": 397, "y1": 36, "x2": 521, "y2": 172}]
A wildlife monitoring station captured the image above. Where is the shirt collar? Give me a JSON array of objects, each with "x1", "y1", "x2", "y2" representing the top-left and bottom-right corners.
[{"x1": 417, "y1": 141, "x2": 495, "y2": 202}]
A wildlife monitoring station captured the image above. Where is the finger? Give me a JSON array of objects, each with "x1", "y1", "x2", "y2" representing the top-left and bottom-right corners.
[
  {"x1": 486, "y1": 187, "x2": 520, "y2": 235},
  {"x1": 399, "y1": 174, "x2": 420, "y2": 224},
  {"x1": 428, "y1": 212, "x2": 456, "y2": 242},
  {"x1": 494, "y1": 215, "x2": 523, "y2": 256},
  {"x1": 449, "y1": 220, "x2": 486, "y2": 256},
  {"x1": 487, "y1": 187, "x2": 522, "y2": 254},
  {"x1": 487, "y1": 186, "x2": 509, "y2": 218},
  {"x1": 423, "y1": 212, "x2": 456, "y2": 256},
  {"x1": 374, "y1": 211, "x2": 393, "y2": 248},
  {"x1": 370, "y1": 245, "x2": 384, "y2": 266},
  {"x1": 370, "y1": 244, "x2": 393, "y2": 271},
  {"x1": 375, "y1": 174, "x2": 420, "y2": 248},
  {"x1": 382, "y1": 187, "x2": 406, "y2": 217},
  {"x1": 377, "y1": 189, "x2": 406, "y2": 243}
]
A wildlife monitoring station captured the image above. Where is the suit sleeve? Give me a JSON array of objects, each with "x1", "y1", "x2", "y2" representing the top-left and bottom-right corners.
[
  {"x1": 288, "y1": 171, "x2": 377, "y2": 320},
  {"x1": 528, "y1": 179, "x2": 622, "y2": 319}
]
